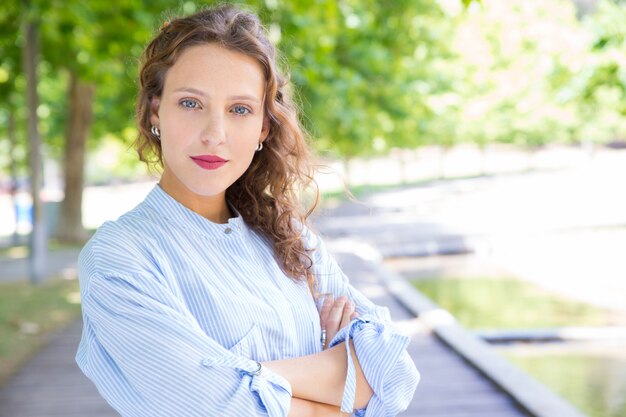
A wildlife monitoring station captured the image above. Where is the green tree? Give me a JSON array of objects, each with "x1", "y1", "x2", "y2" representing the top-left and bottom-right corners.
[
  {"x1": 36, "y1": 0, "x2": 168, "y2": 243},
  {"x1": 0, "y1": 2, "x2": 24, "y2": 246},
  {"x1": 427, "y1": 0, "x2": 625, "y2": 163},
  {"x1": 440, "y1": 0, "x2": 589, "y2": 150},
  {"x1": 575, "y1": 0, "x2": 626, "y2": 144},
  {"x1": 248, "y1": 0, "x2": 456, "y2": 185}
]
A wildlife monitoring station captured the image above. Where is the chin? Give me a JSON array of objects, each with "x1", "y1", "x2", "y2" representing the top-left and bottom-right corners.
[{"x1": 181, "y1": 178, "x2": 231, "y2": 197}]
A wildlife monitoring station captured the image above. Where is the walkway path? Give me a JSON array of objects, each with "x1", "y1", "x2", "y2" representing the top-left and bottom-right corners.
[{"x1": 0, "y1": 320, "x2": 113, "y2": 417}]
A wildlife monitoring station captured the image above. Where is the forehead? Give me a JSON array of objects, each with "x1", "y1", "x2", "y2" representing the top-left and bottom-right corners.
[{"x1": 162, "y1": 43, "x2": 265, "y2": 97}]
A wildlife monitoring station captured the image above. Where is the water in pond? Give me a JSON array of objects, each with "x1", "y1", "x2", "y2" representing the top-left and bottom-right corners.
[
  {"x1": 410, "y1": 276, "x2": 626, "y2": 417},
  {"x1": 500, "y1": 343, "x2": 626, "y2": 417}
]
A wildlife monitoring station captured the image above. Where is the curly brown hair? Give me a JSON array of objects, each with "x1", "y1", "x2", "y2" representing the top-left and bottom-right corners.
[{"x1": 134, "y1": 4, "x2": 320, "y2": 289}]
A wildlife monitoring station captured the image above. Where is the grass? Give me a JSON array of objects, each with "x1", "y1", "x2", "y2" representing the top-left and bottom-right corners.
[
  {"x1": 0, "y1": 238, "x2": 84, "y2": 258},
  {"x1": 0, "y1": 278, "x2": 82, "y2": 387},
  {"x1": 411, "y1": 276, "x2": 618, "y2": 329},
  {"x1": 0, "y1": 245, "x2": 29, "y2": 259}
]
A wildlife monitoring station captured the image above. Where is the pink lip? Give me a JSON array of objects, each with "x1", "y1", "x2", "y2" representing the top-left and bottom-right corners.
[{"x1": 191, "y1": 155, "x2": 228, "y2": 170}]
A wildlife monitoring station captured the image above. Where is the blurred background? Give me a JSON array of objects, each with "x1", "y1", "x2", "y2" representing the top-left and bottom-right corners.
[{"x1": 1, "y1": 0, "x2": 625, "y2": 416}]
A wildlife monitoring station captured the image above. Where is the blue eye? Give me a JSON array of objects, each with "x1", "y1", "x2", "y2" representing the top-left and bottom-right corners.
[
  {"x1": 232, "y1": 105, "x2": 251, "y2": 116},
  {"x1": 180, "y1": 99, "x2": 199, "y2": 109}
]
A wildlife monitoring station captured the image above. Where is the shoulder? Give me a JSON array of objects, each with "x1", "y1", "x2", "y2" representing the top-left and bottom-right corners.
[
  {"x1": 293, "y1": 218, "x2": 324, "y2": 251},
  {"x1": 295, "y1": 221, "x2": 338, "y2": 271},
  {"x1": 78, "y1": 204, "x2": 162, "y2": 281}
]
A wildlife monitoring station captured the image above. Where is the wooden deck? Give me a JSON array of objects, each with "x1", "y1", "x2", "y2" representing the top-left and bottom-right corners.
[
  {"x1": 0, "y1": 245, "x2": 538, "y2": 417},
  {"x1": 407, "y1": 332, "x2": 530, "y2": 417},
  {"x1": 0, "y1": 320, "x2": 116, "y2": 417}
]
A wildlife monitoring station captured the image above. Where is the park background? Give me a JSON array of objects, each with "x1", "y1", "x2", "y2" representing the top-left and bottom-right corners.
[{"x1": 1, "y1": 0, "x2": 626, "y2": 416}]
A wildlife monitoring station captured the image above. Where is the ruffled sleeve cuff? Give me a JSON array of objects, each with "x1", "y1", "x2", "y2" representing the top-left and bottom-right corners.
[{"x1": 328, "y1": 315, "x2": 419, "y2": 416}]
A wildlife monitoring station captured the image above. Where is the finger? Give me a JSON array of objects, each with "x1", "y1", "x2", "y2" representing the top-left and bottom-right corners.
[
  {"x1": 350, "y1": 303, "x2": 360, "y2": 320},
  {"x1": 340, "y1": 301, "x2": 355, "y2": 329},
  {"x1": 319, "y1": 295, "x2": 334, "y2": 326},
  {"x1": 326, "y1": 297, "x2": 347, "y2": 330}
]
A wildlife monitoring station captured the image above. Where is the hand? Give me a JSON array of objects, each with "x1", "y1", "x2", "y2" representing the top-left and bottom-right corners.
[{"x1": 319, "y1": 295, "x2": 358, "y2": 350}]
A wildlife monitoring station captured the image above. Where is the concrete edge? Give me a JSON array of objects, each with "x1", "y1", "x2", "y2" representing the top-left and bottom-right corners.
[
  {"x1": 329, "y1": 238, "x2": 589, "y2": 417},
  {"x1": 477, "y1": 326, "x2": 626, "y2": 343}
]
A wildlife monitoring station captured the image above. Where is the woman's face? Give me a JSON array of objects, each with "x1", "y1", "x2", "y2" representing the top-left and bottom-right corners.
[{"x1": 151, "y1": 43, "x2": 268, "y2": 201}]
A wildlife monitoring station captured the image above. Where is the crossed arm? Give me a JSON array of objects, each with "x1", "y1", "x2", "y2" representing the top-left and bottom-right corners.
[
  {"x1": 278, "y1": 340, "x2": 371, "y2": 417},
  {"x1": 265, "y1": 296, "x2": 372, "y2": 417}
]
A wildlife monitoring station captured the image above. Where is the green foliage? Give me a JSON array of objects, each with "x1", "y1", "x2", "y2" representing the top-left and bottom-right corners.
[
  {"x1": 575, "y1": 0, "x2": 626, "y2": 142},
  {"x1": 0, "y1": 0, "x2": 169, "y2": 175},
  {"x1": 253, "y1": 0, "x2": 452, "y2": 158},
  {"x1": 0, "y1": 0, "x2": 625, "y2": 182},
  {"x1": 0, "y1": 2, "x2": 27, "y2": 177},
  {"x1": 36, "y1": 0, "x2": 171, "y2": 154},
  {"x1": 435, "y1": 0, "x2": 588, "y2": 148},
  {"x1": 429, "y1": 0, "x2": 626, "y2": 149}
]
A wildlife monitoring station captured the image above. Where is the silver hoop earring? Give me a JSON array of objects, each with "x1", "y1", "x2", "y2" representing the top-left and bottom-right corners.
[
  {"x1": 255, "y1": 142, "x2": 263, "y2": 152},
  {"x1": 151, "y1": 125, "x2": 161, "y2": 140}
]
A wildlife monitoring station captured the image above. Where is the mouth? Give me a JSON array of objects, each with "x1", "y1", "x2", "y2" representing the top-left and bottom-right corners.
[{"x1": 190, "y1": 155, "x2": 228, "y2": 170}]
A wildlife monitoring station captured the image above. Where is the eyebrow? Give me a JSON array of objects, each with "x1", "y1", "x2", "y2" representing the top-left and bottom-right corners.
[{"x1": 172, "y1": 87, "x2": 261, "y2": 103}]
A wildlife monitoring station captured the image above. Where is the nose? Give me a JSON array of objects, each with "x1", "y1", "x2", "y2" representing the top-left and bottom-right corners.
[{"x1": 200, "y1": 111, "x2": 226, "y2": 145}]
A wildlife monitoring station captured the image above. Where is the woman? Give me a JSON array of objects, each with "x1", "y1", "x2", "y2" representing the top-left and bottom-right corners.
[{"x1": 76, "y1": 4, "x2": 418, "y2": 416}]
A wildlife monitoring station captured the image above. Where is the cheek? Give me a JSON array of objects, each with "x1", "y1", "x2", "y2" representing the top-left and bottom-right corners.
[
  {"x1": 234, "y1": 143, "x2": 256, "y2": 167},
  {"x1": 160, "y1": 121, "x2": 195, "y2": 150},
  {"x1": 159, "y1": 141, "x2": 175, "y2": 165},
  {"x1": 159, "y1": 133, "x2": 189, "y2": 163},
  {"x1": 231, "y1": 139, "x2": 258, "y2": 171},
  {"x1": 238, "y1": 119, "x2": 265, "y2": 143}
]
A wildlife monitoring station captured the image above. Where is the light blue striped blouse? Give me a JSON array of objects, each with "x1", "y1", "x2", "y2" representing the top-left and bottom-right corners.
[{"x1": 76, "y1": 184, "x2": 419, "y2": 416}]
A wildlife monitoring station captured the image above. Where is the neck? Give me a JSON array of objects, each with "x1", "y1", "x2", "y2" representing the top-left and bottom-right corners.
[{"x1": 158, "y1": 171, "x2": 232, "y2": 224}]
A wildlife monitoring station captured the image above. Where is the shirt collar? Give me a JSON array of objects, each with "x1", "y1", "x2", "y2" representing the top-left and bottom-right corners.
[{"x1": 144, "y1": 184, "x2": 245, "y2": 239}]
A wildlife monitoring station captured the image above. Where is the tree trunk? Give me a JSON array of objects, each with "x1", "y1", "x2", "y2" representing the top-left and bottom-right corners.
[
  {"x1": 8, "y1": 109, "x2": 20, "y2": 246},
  {"x1": 343, "y1": 156, "x2": 353, "y2": 189},
  {"x1": 479, "y1": 144, "x2": 487, "y2": 176},
  {"x1": 57, "y1": 71, "x2": 94, "y2": 244},
  {"x1": 23, "y1": 13, "x2": 47, "y2": 284},
  {"x1": 438, "y1": 146, "x2": 448, "y2": 179}
]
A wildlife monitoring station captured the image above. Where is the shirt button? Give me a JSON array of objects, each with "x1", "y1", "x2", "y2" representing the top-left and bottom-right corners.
[
  {"x1": 201, "y1": 358, "x2": 215, "y2": 367},
  {"x1": 224, "y1": 227, "x2": 233, "y2": 234}
]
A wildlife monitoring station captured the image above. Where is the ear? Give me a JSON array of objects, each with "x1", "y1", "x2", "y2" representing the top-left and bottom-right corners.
[
  {"x1": 149, "y1": 97, "x2": 161, "y2": 126},
  {"x1": 260, "y1": 116, "x2": 270, "y2": 142}
]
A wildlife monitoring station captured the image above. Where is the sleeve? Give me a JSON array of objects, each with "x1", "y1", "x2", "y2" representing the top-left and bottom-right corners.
[
  {"x1": 76, "y1": 269, "x2": 292, "y2": 417},
  {"x1": 303, "y1": 226, "x2": 420, "y2": 416}
]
